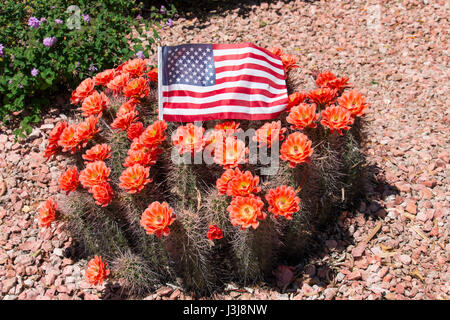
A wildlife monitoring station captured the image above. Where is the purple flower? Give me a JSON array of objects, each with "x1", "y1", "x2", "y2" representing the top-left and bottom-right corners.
[
  {"x1": 28, "y1": 17, "x2": 41, "y2": 29},
  {"x1": 31, "y1": 68, "x2": 39, "y2": 77},
  {"x1": 136, "y1": 51, "x2": 145, "y2": 59},
  {"x1": 167, "y1": 18, "x2": 173, "y2": 27},
  {"x1": 43, "y1": 36, "x2": 57, "y2": 47},
  {"x1": 160, "y1": 5, "x2": 166, "y2": 14},
  {"x1": 55, "y1": 19, "x2": 63, "y2": 24},
  {"x1": 40, "y1": 17, "x2": 47, "y2": 24},
  {"x1": 82, "y1": 14, "x2": 90, "y2": 23},
  {"x1": 0, "y1": 44, "x2": 4, "y2": 58},
  {"x1": 136, "y1": 14, "x2": 142, "y2": 20},
  {"x1": 89, "y1": 65, "x2": 97, "y2": 72}
]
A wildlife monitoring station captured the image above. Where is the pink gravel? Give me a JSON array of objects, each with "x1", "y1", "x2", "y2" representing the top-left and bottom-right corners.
[{"x1": 1, "y1": 0, "x2": 448, "y2": 300}]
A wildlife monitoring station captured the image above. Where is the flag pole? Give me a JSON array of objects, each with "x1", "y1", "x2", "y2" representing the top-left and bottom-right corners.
[{"x1": 157, "y1": 46, "x2": 163, "y2": 120}]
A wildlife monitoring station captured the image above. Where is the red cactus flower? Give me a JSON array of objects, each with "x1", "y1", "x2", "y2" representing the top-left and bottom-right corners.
[
  {"x1": 337, "y1": 90, "x2": 369, "y2": 117},
  {"x1": 85, "y1": 256, "x2": 110, "y2": 285},
  {"x1": 123, "y1": 77, "x2": 150, "y2": 99},
  {"x1": 44, "y1": 121, "x2": 67, "y2": 160},
  {"x1": 214, "y1": 136, "x2": 248, "y2": 169},
  {"x1": 307, "y1": 88, "x2": 337, "y2": 106},
  {"x1": 265, "y1": 185, "x2": 301, "y2": 220},
  {"x1": 58, "y1": 124, "x2": 80, "y2": 153},
  {"x1": 80, "y1": 91, "x2": 110, "y2": 117},
  {"x1": 172, "y1": 123, "x2": 205, "y2": 154},
  {"x1": 119, "y1": 164, "x2": 152, "y2": 194},
  {"x1": 280, "y1": 132, "x2": 314, "y2": 168},
  {"x1": 320, "y1": 105, "x2": 354, "y2": 135},
  {"x1": 58, "y1": 166, "x2": 79, "y2": 195},
  {"x1": 286, "y1": 92, "x2": 308, "y2": 111},
  {"x1": 111, "y1": 110, "x2": 139, "y2": 131},
  {"x1": 38, "y1": 197, "x2": 57, "y2": 228},
  {"x1": 107, "y1": 72, "x2": 130, "y2": 95},
  {"x1": 227, "y1": 195, "x2": 266, "y2": 230},
  {"x1": 71, "y1": 78, "x2": 95, "y2": 105},
  {"x1": 226, "y1": 169, "x2": 261, "y2": 197},
  {"x1": 116, "y1": 99, "x2": 138, "y2": 117},
  {"x1": 140, "y1": 201, "x2": 176, "y2": 238},
  {"x1": 315, "y1": 71, "x2": 351, "y2": 92},
  {"x1": 93, "y1": 69, "x2": 116, "y2": 87},
  {"x1": 82, "y1": 144, "x2": 111, "y2": 163},
  {"x1": 122, "y1": 58, "x2": 147, "y2": 78},
  {"x1": 286, "y1": 103, "x2": 320, "y2": 130},
  {"x1": 147, "y1": 68, "x2": 158, "y2": 82},
  {"x1": 216, "y1": 168, "x2": 239, "y2": 195},
  {"x1": 280, "y1": 54, "x2": 299, "y2": 73},
  {"x1": 127, "y1": 121, "x2": 144, "y2": 141},
  {"x1": 253, "y1": 121, "x2": 286, "y2": 148},
  {"x1": 123, "y1": 148, "x2": 153, "y2": 167},
  {"x1": 79, "y1": 161, "x2": 111, "y2": 190},
  {"x1": 207, "y1": 225, "x2": 223, "y2": 241},
  {"x1": 91, "y1": 182, "x2": 114, "y2": 207},
  {"x1": 75, "y1": 116, "x2": 99, "y2": 148},
  {"x1": 268, "y1": 47, "x2": 284, "y2": 57},
  {"x1": 138, "y1": 120, "x2": 168, "y2": 147}
]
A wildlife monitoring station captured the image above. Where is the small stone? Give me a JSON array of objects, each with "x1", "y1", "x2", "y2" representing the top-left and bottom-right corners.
[
  {"x1": 398, "y1": 254, "x2": 412, "y2": 265},
  {"x1": 352, "y1": 244, "x2": 366, "y2": 258}
]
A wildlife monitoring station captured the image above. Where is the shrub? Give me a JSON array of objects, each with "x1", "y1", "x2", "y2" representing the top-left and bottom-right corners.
[
  {"x1": 38, "y1": 48, "x2": 367, "y2": 297},
  {"x1": 0, "y1": 0, "x2": 175, "y2": 137}
]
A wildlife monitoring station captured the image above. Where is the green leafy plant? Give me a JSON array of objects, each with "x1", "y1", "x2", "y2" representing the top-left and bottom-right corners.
[{"x1": 0, "y1": 0, "x2": 176, "y2": 137}]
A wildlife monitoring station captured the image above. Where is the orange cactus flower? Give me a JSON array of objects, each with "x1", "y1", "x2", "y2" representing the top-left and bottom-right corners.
[
  {"x1": 315, "y1": 71, "x2": 351, "y2": 92},
  {"x1": 216, "y1": 168, "x2": 239, "y2": 195},
  {"x1": 280, "y1": 54, "x2": 299, "y2": 73},
  {"x1": 38, "y1": 197, "x2": 57, "y2": 228},
  {"x1": 172, "y1": 123, "x2": 206, "y2": 154},
  {"x1": 214, "y1": 136, "x2": 248, "y2": 169},
  {"x1": 58, "y1": 124, "x2": 80, "y2": 153},
  {"x1": 286, "y1": 103, "x2": 320, "y2": 130},
  {"x1": 320, "y1": 105, "x2": 354, "y2": 135},
  {"x1": 107, "y1": 72, "x2": 130, "y2": 95},
  {"x1": 118, "y1": 164, "x2": 152, "y2": 194},
  {"x1": 91, "y1": 182, "x2": 114, "y2": 207},
  {"x1": 227, "y1": 195, "x2": 266, "y2": 230},
  {"x1": 123, "y1": 148, "x2": 153, "y2": 167},
  {"x1": 58, "y1": 166, "x2": 79, "y2": 195},
  {"x1": 265, "y1": 185, "x2": 301, "y2": 220},
  {"x1": 280, "y1": 132, "x2": 314, "y2": 168},
  {"x1": 286, "y1": 92, "x2": 308, "y2": 111},
  {"x1": 140, "y1": 201, "x2": 176, "y2": 238},
  {"x1": 80, "y1": 91, "x2": 110, "y2": 117},
  {"x1": 253, "y1": 121, "x2": 286, "y2": 148},
  {"x1": 268, "y1": 47, "x2": 285, "y2": 57},
  {"x1": 75, "y1": 116, "x2": 99, "y2": 148},
  {"x1": 44, "y1": 121, "x2": 67, "y2": 160},
  {"x1": 337, "y1": 90, "x2": 369, "y2": 117},
  {"x1": 307, "y1": 88, "x2": 337, "y2": 106},
  {"x1": 79, "y1": 161, "x2": 111, "y2": 190},
  {"x1": 122, "y1": 58, "x2": 147, "y2": 78},
  {"x1": 138, "y1": 120, "x2": 168, "y2": 148},
  {"x1": 147, "y1": 68, "x2": 158, "y2": 82},
  {"x1": 111, "y1": 110, "x2": 139, "y2": 131},
  {"x1": 85, "y1": 256, "x2": 110, "y2": 285},
  {"x1": 93, "y1": 69, "x2": 116, "y2": 87},
  {"x1": 123, "y1": 77, "x2": 150, "y2": 99},
  {"x1": 127, "y1": 121, "x2": 144, "y2": 141},
  {"x1": 116, "y1": 99, "x2": 138, "y2": 117},
  {"x1": 82, "y1": 144, "x2": 111, "y2": 163},
  {"x1": 214, "y1": 121, "x2": 242, "y2": 136},
  {"x1": 226, "y1": 169, "x2": 261, "y2": 197},
  {"x1": 207, "y1": 225, "x2": 223, "y2": 241},
  {"x1": 70, "y1": 78, "x2": 96, "y2": 105}
]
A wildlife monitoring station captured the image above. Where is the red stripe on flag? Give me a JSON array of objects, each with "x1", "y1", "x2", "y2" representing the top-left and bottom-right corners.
[
  {"x1": 215, "y1": 64, "x2": 285, "y2": 80},
  {"x1": 213, "y1": 52, "x2": 282, "y2": 69},
  {"x1": 215, "y1": 75, "x2": 286, "y2": 90},
  {"x1": 211, "y1": 43, "x2": 282, "y2": 61},
  {"x1": 163, "y1": 87, "x2": 286, "y2": 99},
  {"x1": 163, "y1": 97, "x2": 289, "y2": 109}
]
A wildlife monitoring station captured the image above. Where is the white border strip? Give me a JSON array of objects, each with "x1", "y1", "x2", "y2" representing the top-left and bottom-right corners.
[{"x1": 157, "y1": 46, "x2": 163, "y2": 120}]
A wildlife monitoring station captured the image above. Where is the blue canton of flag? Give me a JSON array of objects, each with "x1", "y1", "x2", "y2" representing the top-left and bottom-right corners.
[{"x1": 162, "y1": 44, "x2": 216, "y2": 87}]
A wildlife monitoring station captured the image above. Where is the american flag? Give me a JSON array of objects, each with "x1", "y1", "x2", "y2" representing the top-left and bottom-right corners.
[{"x1": 157, "y1": 43, "x2": 288, "y2": 122}]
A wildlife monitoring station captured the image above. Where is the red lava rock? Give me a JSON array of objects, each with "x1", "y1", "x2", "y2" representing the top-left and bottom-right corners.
[
  {"x1": 405, "y1": 201, "x2": 417, "y2": 214},
  {"x1": 2, "y1": 277, "x2": 17, "y2": 294},
  {"x1": 42, "y1": 273, "x2": 57, "y2": 287},
  {"x1": 398, "y1": 254, "x2": 412, "y2": 265},
  {"x1": 169, "y1": 289, "x2": 181, "y2": 300},
  {"x1": 351, "y1": 244, "x2": 366, "y2": 258},
  {"x1": 347, "y1": 270, "x2": 362, "y2": 281},
  {"x1": 394, "y1": 283, "x2": 405, "y2": 295},
  {"x1": 156, "y1": 286, "x2": 173, "y2": 297}
]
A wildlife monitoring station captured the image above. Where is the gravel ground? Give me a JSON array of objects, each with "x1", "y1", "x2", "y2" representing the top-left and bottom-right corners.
[{"x1": 0, "y1": 0, "x2": 448, "y2": 300}]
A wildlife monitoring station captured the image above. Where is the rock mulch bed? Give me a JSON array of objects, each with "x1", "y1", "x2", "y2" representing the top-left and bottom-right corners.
[{"x1": 0, "y1": 0, "x2": 448, "y2": 299}]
